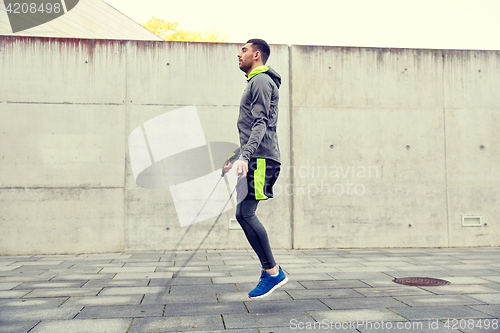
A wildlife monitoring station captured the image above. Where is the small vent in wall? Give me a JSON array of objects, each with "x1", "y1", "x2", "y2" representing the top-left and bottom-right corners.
[{"x1": 462, "y1": 216, "x2": 482, "y2": 227}]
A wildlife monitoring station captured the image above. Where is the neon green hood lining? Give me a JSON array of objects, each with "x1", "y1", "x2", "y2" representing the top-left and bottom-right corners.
[{"x1": 247, "y1": 65, "x2": 270, "y2": 81}]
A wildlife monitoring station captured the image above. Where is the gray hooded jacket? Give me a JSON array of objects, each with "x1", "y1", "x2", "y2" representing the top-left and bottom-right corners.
[{"x1": 233, "y1": 66, "x2": 281, "y2": 164}]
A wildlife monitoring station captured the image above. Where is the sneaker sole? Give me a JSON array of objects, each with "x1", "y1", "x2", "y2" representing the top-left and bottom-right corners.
[{"x1": 248, "y1": 276, "x2": 288, "y2": 299}]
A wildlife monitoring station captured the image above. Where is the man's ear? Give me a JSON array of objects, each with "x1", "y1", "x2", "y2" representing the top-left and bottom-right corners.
[{"x1": 253, "y1": 51, "x2": 261, "y2": 62}]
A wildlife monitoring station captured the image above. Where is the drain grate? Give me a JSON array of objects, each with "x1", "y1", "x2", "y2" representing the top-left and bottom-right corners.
[{"x1": 393, "y1": 277, "x2": 450, "y2": 287}]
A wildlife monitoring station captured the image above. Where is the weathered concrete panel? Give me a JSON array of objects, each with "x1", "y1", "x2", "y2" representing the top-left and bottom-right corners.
[
  {"x1": 0, "y1": 189, "x2": 125, "y2": 255},
  {"x1": 293, "y1": 185, "x2": 448, "y2": 248},
  {"x1": 0, "y1": 104, "x2": 125, "y2": 187},
  {"x1": 290, "y1": 106, "x2": 448, "y2": 248},
  {"x1": 1, "y1": 36, "x2": 126, "y2": 104},
  {"x1": 291, "y1": 46, "x2": 444, "y2": 108},
  {"x1": 444, "y1": 50, "x2": 500, "y2": 109},
  {"x1": 443, "y1": 50, "x2": 500, "y2": 247},
  {"x1": 125, "y1": 42, "x2": 290, "y2": 108}
]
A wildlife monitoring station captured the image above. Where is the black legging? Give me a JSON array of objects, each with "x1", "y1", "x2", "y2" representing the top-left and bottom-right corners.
[{"x1": 235, "y1": 199, "x2": 277, "y2": 270}]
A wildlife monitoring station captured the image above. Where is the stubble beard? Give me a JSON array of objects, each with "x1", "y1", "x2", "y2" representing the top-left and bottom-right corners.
[{"x1": 239, "y1": 61, "x2": 251, "y2": 74}]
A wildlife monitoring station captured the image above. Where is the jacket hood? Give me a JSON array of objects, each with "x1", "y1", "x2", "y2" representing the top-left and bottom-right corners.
[
  {"x1": 247, "y1": 66, "x2": 281, "y2": 88},
  {"x1": 265, "y1": 67, "x2": 281, "y2": 88}
]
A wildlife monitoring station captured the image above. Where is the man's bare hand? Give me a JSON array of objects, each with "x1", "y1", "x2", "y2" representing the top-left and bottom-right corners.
[
  {"x1": 222, "y1": 160, "x2": 233, "y2": 174},
  {"x1": 235, "y1": 160, "x2": 248, "y2": 178}
]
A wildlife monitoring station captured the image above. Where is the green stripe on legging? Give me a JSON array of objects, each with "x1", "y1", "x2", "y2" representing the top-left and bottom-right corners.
[{"x1": 254, "y1": 159, "x2": 268, "y2": 200}]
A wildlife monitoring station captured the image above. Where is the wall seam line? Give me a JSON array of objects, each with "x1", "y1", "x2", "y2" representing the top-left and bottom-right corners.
[
  {"x1": 288, "y1": 45, "x2": 294, "y2": 250},
  {"x1": 442, "y1": 51, "x2": 450, "y2": 248},
  {"x1": 123, "y1": 40, "x2": 129, "y2": 253}
]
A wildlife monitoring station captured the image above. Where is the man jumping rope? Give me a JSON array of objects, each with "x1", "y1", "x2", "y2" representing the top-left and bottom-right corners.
[{"x1": 222, "y1": 39, "x2": 288, "y2": 299}]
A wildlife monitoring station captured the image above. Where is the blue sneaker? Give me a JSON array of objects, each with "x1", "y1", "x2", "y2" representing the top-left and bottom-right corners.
[{"x1": 248, "y1": 266, "x2": 288, "y2": 299}]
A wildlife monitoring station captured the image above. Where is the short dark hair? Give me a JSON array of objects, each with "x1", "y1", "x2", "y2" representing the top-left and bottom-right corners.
[{"x1": 247, "y1": 39, "x2": 270, "y2": 64}]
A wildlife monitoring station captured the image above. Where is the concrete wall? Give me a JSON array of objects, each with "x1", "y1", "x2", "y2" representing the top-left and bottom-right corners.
[
  {"x1": 290, "y1": 46, "x2": 500, "y2": 249},
  {"x1": 0, "y1": 36, "x2": 498, "y2": 254}
]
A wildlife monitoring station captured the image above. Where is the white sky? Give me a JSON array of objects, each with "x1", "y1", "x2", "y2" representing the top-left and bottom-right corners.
[{"x1": 102, "y1": 0, "x2": 500, "y2": 50}]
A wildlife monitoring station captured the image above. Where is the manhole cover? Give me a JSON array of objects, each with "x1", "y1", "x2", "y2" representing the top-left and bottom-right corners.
[{"x1": 393, "y1": 277, "x2": 450, "y2": 286}]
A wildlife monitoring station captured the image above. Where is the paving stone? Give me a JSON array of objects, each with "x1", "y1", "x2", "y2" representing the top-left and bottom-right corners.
[
  {"x1": 299, "y1": 279, "x2": 370, "y2": 289},
  {"x1": 223, "y1": 260, "x2": 260, "y2": 266},
  {"x1": 99, "y1": 266, "x2": 157, "y2": 273},
  {"x1": 445, "y1": 269, "x2": 500, "y2": 277},
  {"x1": 358, "y1": 320, "x2": 461, "y2": 333},
  {"x1": 169, "y1": 277, "x2": 214, "y2": 285},
  {"x1": 354, "y1": 286, "x2": 433, "y2": 297},
  {"x1": 481, "y1": 276, "x2": 500, "y2": 283},
  {"x1": 179, "y1": 328, "x2": 256, "y2": 333},
  {"x1": 360, "y1": 278, "x2": 418, "y2": 287},
  {"x1": 0, "y1": 298, "x2": 66, "y2": 308},
  {"x1": 141, "y1": 292, "x2": 218, "y2": 304},
  {"x1": 164, "y1": 301, "x2": 247, "y2": 316},
  {"x1": 0, "y1": 261, "x2": 16, "y2": 266},
  {"x1": 12, "y1": 261, "x2": 64, "y2": 266},
  {"x1": 85, "y1": 254, "x2": 132, "y2": 260},
  {"x1": 76, "y1": 304, "x2": 164, "y2": 319},
  {"x1": 171, "y1": 271, "x2": 230, "y2": 278},
  {"x1": 99, "y1": 286, "x2": 168, "y2": 296},
  {"x1": 262, "y1": 327, "x2": 354, "y2": 333},
  {"x1": 29, "y1": 318, "x2": 132, "y2": 333},
  {"x1": 286, "y1": 289, "x2": 364, "y2": 300},
  {"x1": 245, "y1": 299, "x2": 329, "y2": 313},
  {"x1": 0, "y1": 320, "x2": 40, "y2": 333},
  {"x1": 0, "y1": 282, "x2": 21, "y2": 290},
  {"x1": 320, "y1": 296, "x2": 408, "y2": 310},
  {"x1": 212, "y1": 276, "x2": 267, "y2": 284},
  {"x1": 124, "y1": 261, "x2": 173, "y2": 267},
  {"x1": 208, "y1": 265, "x2": 248, "y2": 272},
  {"x1": 217, "y1": 290, "x2": 291, "y2": 302},
  {"x1": 155, "y1": 266, "x2": 209, "y2": 272},
  {"x1": 82, "y1": 278, "x2": 150, "y2": 288},
  {"x1": 13, "y1": 280, "x2": 87, "y2": 290},
  {"x1": 329, "y1": 272, "x2": 394, "y2": 280},
  {"x1": 112, "y1": 272, "x2": 172, "y2": 280},
  {"x1": 0, "y1": 268, "x2": 45, "y2": 276},
  {"x1": 391, "y1": 305, "x2": 495, "y2": 320},
  {"x1": 383, "y1": 270, "x2": 450, "y2": 278},
  {"x1": 23, "y1": 287, "x2": 102, "y2": 298},
  {"x1": 419, "y1": 285, "x2": 500, "y2": 295},
  {"x1": 0, "y1": 306, "x2": 82, "y2": 321},
  {"x1": 483, "y1": 283, "x2": 500, "y2": 291},
  {"x1": 469, "y1": 305, "x2": 500, "y2": 318},
  {"x1": 61, "y1": 295, "x2": 143, "y2": 307},
  {"x1": 433, "y1": 277, "x2": 493, "y2": 284},
  {"x1": 394, "y1": 295, "x2": 485, "y2": 306},
  {"x1": 226, "y1": 269, "x2": 262, "y2": 276},
  {"x1": 285, "y1": 273, "x2": 336, "y2": 281},
  {"x1": 128, "y1": 315, "x2": 224, "y2": 332},
  {"x1": 223, "y1": 311, "x2": 312, "y2": 329},
  {"x1": 169, "y1": 283, "x2": 238, "y2": 294},
  {"x1": 308, "y1": 308, "x2": 406, "y2": 322},
  {"x1": 69, "y1": 260, "x2": 118, "y2": 266},
  {"x1": 51, "y1": 273, "x2": 115, "y2": 280},
  {"x1": 0, "y1": 290, "x2": 32, "y2": 298}
]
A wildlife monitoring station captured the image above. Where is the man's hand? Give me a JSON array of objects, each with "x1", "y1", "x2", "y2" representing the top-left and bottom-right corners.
[
  {"x1": 235, "y1": 160, "x2": 248, "y2": 178},
  {"x1": 222, "y1": 159, "x2": 233, "y2": 174}
]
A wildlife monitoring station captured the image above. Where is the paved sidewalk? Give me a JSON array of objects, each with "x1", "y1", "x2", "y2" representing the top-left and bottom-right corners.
[{"x1": 0, "y1": 247, "x2": 499, "y2": 333}]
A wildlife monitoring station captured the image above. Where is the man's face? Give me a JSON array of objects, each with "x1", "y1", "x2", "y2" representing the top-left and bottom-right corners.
[{"x1": 238, "y1": 43, "x2": 255, "y2": 74}]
